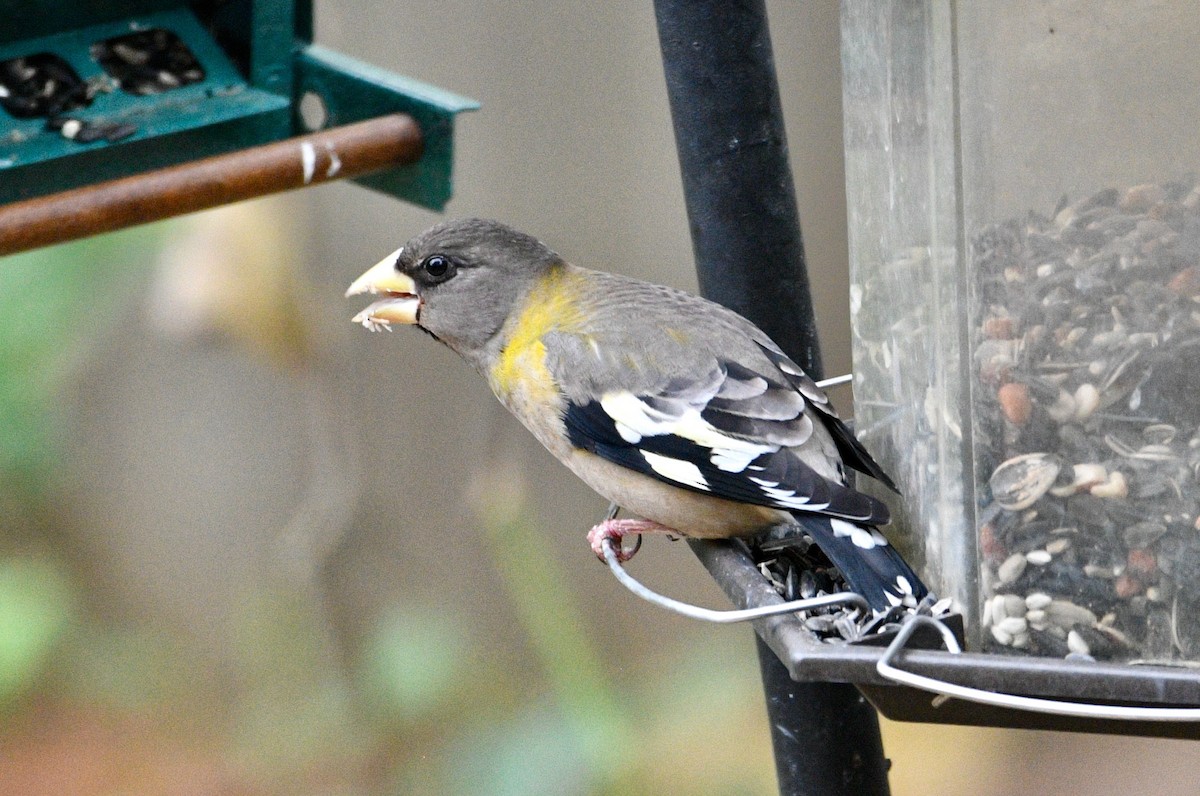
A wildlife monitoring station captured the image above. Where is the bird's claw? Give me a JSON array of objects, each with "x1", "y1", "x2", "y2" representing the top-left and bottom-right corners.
[
  {"x1": 588, "y1": 518, "x2": 672, "y2": 562},
  {"x1": 598, "y1": 531, "x2": 642, "y2": 563}
]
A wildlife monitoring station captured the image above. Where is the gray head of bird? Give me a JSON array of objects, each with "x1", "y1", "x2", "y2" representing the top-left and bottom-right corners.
[{"x1": 346, "y1": 218, "x2": 563, "y2": 363}]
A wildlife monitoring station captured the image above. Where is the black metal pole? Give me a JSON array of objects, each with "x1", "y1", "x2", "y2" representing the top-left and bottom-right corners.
[
  {"x1": 756, "y1": 637, "x2": 891, "y2": 794},
  {"x1": 652, "y1": 2, "x2": 892, "y2": 794},
  {"x1": 653, "y1": 0, "x2": 823, "y2": 377}
]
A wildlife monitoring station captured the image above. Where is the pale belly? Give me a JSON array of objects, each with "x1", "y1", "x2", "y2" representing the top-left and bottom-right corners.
[{"x1": 563, "y1": 447, "x2": 790, "y2": 538}]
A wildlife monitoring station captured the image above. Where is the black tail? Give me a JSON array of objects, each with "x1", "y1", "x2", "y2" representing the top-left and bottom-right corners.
[{"x1": 790, "y1": 513, "x2": 928, "y2": 612}]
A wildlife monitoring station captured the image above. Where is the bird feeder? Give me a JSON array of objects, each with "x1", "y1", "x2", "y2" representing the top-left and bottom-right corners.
[
  {"x1": 0, "y1": 1, "x2": 476, "y2": 253},
  {"x1": 827, "y1": 0, "x2": 1200, "y2": 735}
]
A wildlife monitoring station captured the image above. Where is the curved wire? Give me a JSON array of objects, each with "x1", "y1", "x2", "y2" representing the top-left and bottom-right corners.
[
  {"x1": 601, "y1": 537, "x2": 870, "y2": 623},
  {"x1": 877, "y1": 615, "x2": 1200, "y2": 721}
]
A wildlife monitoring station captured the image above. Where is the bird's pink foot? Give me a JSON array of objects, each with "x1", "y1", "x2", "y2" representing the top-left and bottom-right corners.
[{"x1": 587, "y1": 518, "x2": 676, "y2": 562}]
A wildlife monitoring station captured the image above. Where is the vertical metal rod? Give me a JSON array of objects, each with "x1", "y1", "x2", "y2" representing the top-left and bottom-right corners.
[
  {"x1": 652, "y1": 2, "x2": 891, "y2": 794},
  {"x1": 653, "y1": 0, "x2": 822, "y2": 377},
  {"x1": 756, "y1": 637, "x2": 891, "y2": 794}
]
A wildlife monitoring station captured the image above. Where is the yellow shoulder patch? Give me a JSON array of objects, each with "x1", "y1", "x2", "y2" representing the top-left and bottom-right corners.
[{"x1": 489, "y1": 266, "x2": 586, "y2": 401}]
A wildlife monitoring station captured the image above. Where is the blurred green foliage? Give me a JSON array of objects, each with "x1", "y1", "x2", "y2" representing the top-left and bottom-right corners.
[
  {"x1": 482, "y1": 506, "x2": 632, "y2": 766},
  {"x1": 444, "y1": 701, "x2": 595, "y2": 796},
  {"x1": 0, "y1": 557, "x2": 75, "y2": 705},
  {"x1": 230, "y1": 588, "x2": 367, "y2": 777},
  {"x1": 0, "y1": 227, "x2": 159, "y2": 496},
  {"x1": 60, "y1": 621, "x2": 200, "y2": 711},
  {"x1": 357, "y1": 603, "x2": 471, "y2": 725},
  {"x1": 0, "y1": 229, "x2": 159, "y2": 709}
]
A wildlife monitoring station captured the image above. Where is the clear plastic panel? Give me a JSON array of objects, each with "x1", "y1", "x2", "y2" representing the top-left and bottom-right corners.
[{"x1": 843, "y1": 0, "x2": 1200, "y2": 662}]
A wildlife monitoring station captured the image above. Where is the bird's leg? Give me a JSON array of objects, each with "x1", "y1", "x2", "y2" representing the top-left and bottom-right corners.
[{"x1": 587, "y1": 517, "x2": 675, "y2": 562}]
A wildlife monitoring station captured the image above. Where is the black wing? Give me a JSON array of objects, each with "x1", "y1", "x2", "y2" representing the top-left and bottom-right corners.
[{"x1": 561, "y1": 358, "x2": 891, "y2": 525}]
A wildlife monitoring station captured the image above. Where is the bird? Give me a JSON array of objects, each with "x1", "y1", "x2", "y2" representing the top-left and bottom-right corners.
[{"x1": 346, "y1": 218, "x2": 927, "y2": 612}]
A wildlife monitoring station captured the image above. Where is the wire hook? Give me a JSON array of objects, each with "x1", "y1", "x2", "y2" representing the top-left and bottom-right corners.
[
  {"x1": 877, "y1": 614, "x2": 1200, "y2": 721},
  {"x1": 600, "y1": 536, "x2": 870, "y2": 623}
]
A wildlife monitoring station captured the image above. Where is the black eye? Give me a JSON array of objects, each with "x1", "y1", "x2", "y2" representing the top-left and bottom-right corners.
[{"x1": 422, "y1": 255, "x2": 452, "y2": 279}]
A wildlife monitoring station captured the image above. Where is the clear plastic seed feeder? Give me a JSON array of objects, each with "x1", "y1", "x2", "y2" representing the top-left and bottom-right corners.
[{"x1": 843, "y1": 0, "x2": 1200, "y2": 672}]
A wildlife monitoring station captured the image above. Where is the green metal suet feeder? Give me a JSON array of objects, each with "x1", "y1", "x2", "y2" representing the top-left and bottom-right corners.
[{"x1": 0, "y1": 0, "x2": 476, "y2": 248}]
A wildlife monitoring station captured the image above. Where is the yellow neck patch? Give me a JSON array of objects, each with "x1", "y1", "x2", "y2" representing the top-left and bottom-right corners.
[{"x1": 489, "y1": 266, "x2": 585, "y2": 400}]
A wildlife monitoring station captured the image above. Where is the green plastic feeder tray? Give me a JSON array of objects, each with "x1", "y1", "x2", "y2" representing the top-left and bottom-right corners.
[{"x1": 0, "y1": 1, "x2": 477, "y2": 210}]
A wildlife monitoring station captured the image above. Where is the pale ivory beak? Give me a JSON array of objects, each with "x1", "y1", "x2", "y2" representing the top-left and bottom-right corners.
[{"x1": 346, "y1": 248, "x2": 420, "y2": 328}]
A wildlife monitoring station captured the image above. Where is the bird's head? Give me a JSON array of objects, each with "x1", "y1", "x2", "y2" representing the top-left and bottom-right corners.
[{"x1": 346, "y1": 218, "x2": 562, "y2": 359}]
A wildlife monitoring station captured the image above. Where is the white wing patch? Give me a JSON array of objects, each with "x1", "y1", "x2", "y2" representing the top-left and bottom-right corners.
[
  {"x1": 890, "y1": 575, "x2": 918, "y2": 608},
  {"x1": 748, "y1": 477, "x2": 826, "y2": 510},
  {"x1": 600, "y1": 391, "x2": 666, "y2": 443},
  {"x1": 641, "y1": 451, "x2": 710, "y2": 491},
  {"x1": 599, "y1": 390, "x2": 776, "y2": 472},
  {"x1": 829, "y1": 518, "x2": 888, "y2": 550}
]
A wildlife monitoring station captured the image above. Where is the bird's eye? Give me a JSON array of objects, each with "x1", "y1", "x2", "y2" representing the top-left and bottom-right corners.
[{"x1": 422, "y1": 255, "x2": 452, "y2": 279}]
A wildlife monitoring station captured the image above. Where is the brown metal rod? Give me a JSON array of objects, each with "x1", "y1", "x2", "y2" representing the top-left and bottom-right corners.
[{"x1": 0, "y1": 113, "x2": 423, "y2": 256}]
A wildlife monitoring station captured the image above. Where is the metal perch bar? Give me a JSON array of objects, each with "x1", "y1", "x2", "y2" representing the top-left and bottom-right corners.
[{"x1": 0, "y1": 113, "x2": 423, "y2": 256}]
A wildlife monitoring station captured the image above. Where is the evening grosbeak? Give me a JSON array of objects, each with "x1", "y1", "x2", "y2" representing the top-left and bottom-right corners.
[{"x1": 346, "y1": 218, "x2": 927, "y2": 612}]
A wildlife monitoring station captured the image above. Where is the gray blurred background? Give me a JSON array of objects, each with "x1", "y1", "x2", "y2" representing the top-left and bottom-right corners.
[{"x1": 4, "y1": 1, "x2": 1199, "y2": 794}]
